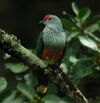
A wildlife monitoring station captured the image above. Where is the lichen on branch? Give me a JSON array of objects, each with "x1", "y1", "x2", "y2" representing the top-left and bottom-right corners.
[{"x1": 0, "y1": 29, "x2": 46, "y2": 68}]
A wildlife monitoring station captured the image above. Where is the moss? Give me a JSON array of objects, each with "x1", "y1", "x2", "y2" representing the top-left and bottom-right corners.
[{"x1": 0, "y1": 29, "x2": 46, "y2": 68}]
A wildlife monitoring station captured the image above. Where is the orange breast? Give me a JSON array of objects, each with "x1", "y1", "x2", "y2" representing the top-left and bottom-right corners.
[{"x1": 42, "y1": 47, "x2": 63, "y2": 62}]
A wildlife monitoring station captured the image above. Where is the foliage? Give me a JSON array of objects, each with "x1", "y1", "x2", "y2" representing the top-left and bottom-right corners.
[
  {"x1": 0, "y1": 2, "x2": 100, "y2": 103},
  {"x1": 0, "y1": 77, "x2": 7, "y2": 93},
  {"x1": 61, "y1": 2, "x2": 100, "y2": 85}
]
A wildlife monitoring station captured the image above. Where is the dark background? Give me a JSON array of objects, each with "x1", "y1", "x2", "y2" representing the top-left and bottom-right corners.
[
  {"x1": 0, "y1": 0, "x2": 100, "y2": 48},
  {"x1": 0, "y1": 0, "x2": 100, "y2": 98}
]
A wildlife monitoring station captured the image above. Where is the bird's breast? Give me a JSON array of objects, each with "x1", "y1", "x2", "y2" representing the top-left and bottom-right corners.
[{"x1": 43, "y1": 33, "x2": 66, "y2": 49}]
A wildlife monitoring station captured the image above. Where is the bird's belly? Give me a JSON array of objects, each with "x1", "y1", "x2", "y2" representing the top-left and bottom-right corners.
[{"x1": 42, "y1": 47, "x2": 63, "y2": 63}]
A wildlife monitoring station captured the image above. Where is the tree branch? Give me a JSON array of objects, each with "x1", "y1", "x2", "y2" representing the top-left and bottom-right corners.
[
  {"x1": 0, "y1": 29, "x2": 88, "y2": 103},
  {"x1": 0, "y1": 29, "x2": 46, "y2": 68}
]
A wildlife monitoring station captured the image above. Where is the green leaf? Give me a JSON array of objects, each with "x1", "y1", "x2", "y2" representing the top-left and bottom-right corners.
[
  {"x1": 61, "y1": 18, "x2": 77, "y2": 30},
  {"x1": 2, "y1": 91, "x2": 29, "y2": 103},
  {"x1": 60, "y1": 63, "x2": 68, "y2": 74},
  {"x1": 17, "y1": 83, "x2": 36, "y2": 101},
  {"x1": 24, "y1": 73, "x2": 38, "y2": 86},
  {"x1": 2, "y1": 91, "x2": 16, "y2": 103},
  {"x1": 72, "y1": 2, "x2": 79, "y2": 16},
  {"x1": 11, "y1": 97, "x2": 26, "y2": 103},
  {"x1": 78, "y1": 8, "x2": 91, "y2": 22},
  {"x1": 69, "y1": 56, "x2": 79, "y2": 65},
  {"x1": 3, "y1": 53, "x2": 11, "y2": 60},
  {"x1": 90, "y1": 15, "x2": 100, "y2": 24},
  {"x1": 84, "y1": 30, "x2": 100, "y2": 41},
  {"x1": 85, "y1": 23, "x2": 100, "y2": 33},
  {"x1": 5, "y1": 63, "x2": 29, "y2": 73},
  {"x1": 85, "y1": 21, "x2": 100, "y2": 41},
  {"x1": 78, "y1": 35, "x2": 100, "y2": 52},
  {"x1": 0, "y1": 77, "x2": 7, "y2": 93},
  {"x1": 70, "y1": 58, "x2": 96, "y2": 84},
  {"x1": 66, "y1": 31, "x2": 79, "y2": 42},
  {"x1": 42, "y1": 95, "x2": 67, "y2": 103}
]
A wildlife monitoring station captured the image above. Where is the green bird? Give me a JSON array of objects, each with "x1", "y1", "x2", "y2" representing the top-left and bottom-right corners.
[{"x1": 36, "y1": 14, "x2": 66, "y2": 94}]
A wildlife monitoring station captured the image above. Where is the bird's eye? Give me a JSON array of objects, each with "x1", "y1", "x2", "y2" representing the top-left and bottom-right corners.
[{"x1": 48, "y1": 17, "x2": 51, "y2": 20}]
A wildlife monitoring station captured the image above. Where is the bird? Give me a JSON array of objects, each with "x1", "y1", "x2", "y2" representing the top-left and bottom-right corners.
[
  {"x1": 35, "y1": 14, "x2": 66, "y2": 94},
  {"x1": 36, "y1": 14, "x2": 66, "y2": 64}
]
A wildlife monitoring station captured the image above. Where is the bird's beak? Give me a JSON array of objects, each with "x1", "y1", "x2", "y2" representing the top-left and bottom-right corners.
[{"x1": 39, "y1": 20, "x2": 44, "y2": 24}]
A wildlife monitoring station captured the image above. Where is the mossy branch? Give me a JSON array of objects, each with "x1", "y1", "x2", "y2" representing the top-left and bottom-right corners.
[
  {"x1": 0, "y1": 29, "x2": 46, "y2": 68},
  {"x1": 0, "y1": 29, "x2": 88, "y2": 103}
]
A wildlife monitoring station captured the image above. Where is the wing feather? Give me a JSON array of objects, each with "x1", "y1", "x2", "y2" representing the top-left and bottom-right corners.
[{"x1": 36, "y1": 32, "x2": 44, "y2": 58}]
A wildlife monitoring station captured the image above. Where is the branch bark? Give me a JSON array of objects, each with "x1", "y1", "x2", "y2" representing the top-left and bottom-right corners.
[{"x1": 0, "y1": 29, "x2": 88, "y2": 103}]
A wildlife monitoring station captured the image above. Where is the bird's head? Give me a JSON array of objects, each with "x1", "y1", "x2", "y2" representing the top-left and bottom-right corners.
[{"x1": 40, "y1": 14, "x2": 62, "y2": 25}]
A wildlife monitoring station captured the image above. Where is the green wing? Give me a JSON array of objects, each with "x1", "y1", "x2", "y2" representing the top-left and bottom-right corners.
[{"x1": 35, "y1": 32, "x2": 44, "y2": 58}]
